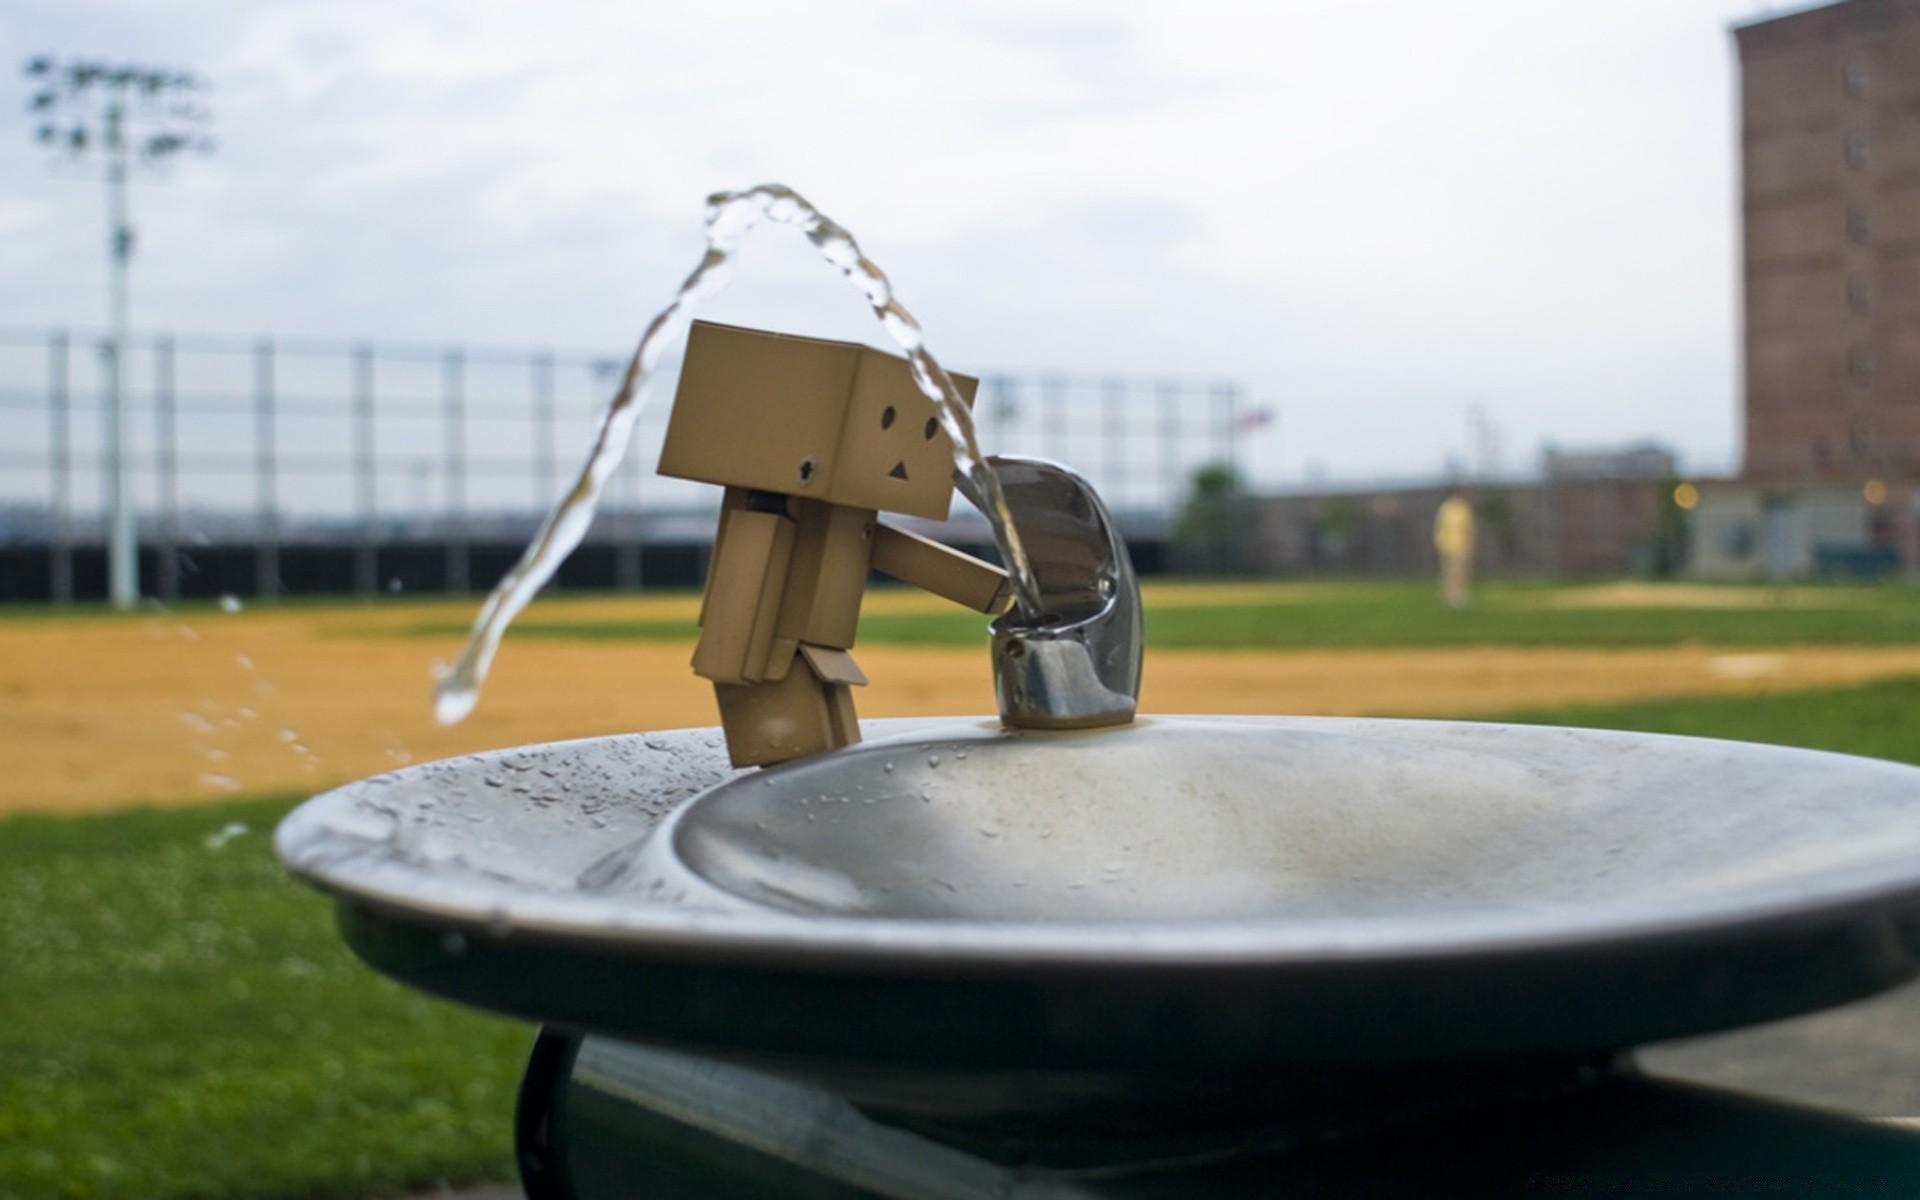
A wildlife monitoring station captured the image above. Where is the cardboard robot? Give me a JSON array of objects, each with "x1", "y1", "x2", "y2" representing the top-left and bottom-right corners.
[{"x1": 660, "y1": 321, "x2": 1011, "y2": 768}]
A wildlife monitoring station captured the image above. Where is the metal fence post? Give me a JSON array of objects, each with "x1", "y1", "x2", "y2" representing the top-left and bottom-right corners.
[
  {"x1": 1102, "y1": 378, "x2": 1127, "y2": 509},
  {"x1": 615, "y1": 463, "x2": 644, "y2": 591},
  {"x1": 154, "y1": 335, "x2": 179, "y2": 601},
  {"x1": 1212, "y1": 382, "x2": 1238, "y2": 470},
  {"x1": 1043, "y1": 375, "x2": 1069, "y2": 463},
  {"x1": 443, "y1": 348, "x2": 468, "y2": 593},
  {"x1": 1155, "y1": 381, "x2": 1180, "y2": 505},
  {"x1": 353, "y1": 344, "x2": 377, "y2": 597},
  {"x1": 48, "y1": 332, "x2": 72, "y2": 604},
  {"x1": 532, "y1": 351, "x2": 556, "y2": 507},
  {"x1": 982, "y1": 375, "x2": 1012, "y2": 454},
  {"x1": 254, "y1": 337, "x2": 278, "y2": 598}
]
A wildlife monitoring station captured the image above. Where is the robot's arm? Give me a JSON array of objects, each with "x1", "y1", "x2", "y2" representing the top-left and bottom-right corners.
[{"x1": 870, "y1": 523, "x2": 1011, "y2": 614}]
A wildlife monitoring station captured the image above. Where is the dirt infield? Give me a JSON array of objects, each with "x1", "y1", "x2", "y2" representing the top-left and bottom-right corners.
[{"x1": 9, "y1": 595, "x2": 1920, "y2": 815}]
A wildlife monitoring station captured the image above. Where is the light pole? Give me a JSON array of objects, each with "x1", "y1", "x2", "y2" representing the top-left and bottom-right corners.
[{"x1": 25, "y1": 57, "x2": 212, "y2": 609}]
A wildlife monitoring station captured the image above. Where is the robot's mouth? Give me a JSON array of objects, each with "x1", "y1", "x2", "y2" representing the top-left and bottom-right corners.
[{"x1": 888, "y1": 461, "x2": 909, "y2": 481}]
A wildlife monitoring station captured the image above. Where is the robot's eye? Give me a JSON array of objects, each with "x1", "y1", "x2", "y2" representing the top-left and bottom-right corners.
[
  {"x1": 923, "y1": 418, "x2": 938, "y2": 440},
  {"x1": 880, "y1": 406, "x2": 896, "y2": 430}
]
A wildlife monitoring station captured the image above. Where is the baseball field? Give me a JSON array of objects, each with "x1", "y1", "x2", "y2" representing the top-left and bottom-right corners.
[
  {"x1": 14, "y1": 579, "x2": 1920, "y2": 815},
  {"x1": 11, "y1": 577, "x2": 1920, "y2": 1199}
]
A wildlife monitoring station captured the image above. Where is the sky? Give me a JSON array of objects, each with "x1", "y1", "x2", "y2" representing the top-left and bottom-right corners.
[{"x1": 0, "y1": 0, "x2": 1787, "y2": 491}]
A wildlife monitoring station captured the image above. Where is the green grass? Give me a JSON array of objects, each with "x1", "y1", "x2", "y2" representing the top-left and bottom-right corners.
[
  {"x1": 1486, "y1": 674, "x2": 1920, "y2": 765},
  {"x1": 12, "y1": 628, "x2": 1920, "y2": 1198},
  {"x1": 392, "y1": 580, "x2": 1920, "y2": 650},
  {"x1": 0, "y1": 797, "x2": 529, "y2": 1200}
]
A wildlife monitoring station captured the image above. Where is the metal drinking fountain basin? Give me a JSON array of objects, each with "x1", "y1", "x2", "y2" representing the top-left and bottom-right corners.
[
  {"x1": 277, "y1": 459, "x2": 1920, "y2": 1133},
  {"x1": 277, "y1": 713, "x2": 1920, "y2": 1125}
]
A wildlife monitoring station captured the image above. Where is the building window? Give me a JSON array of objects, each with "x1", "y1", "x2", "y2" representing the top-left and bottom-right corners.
[
  {"x1": 1845, "y1": 131, "x2": 1870, "y2": 170},
  {"x1": 1844, "y1": 62, "x2": 1869, "y2": 98},
  {"x1": 1849, "y1": 276, "x2": 1871, "y2": 314},
  {"x1": 1850, "y1": 346, "x2": 1875, "y2": 386},
  {"x1": 1848, "y1": 203, "x2": 1872, "y2": 245}
]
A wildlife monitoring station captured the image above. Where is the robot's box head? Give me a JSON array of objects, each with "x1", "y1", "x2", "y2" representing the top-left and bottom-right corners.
[{"x1": 659, "y1": 321, "x2": 979, "y2": 520}]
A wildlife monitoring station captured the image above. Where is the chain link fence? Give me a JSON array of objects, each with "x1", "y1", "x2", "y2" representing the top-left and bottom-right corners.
[{"x1": 0, "y1": 328, "x2": 1246, "y2": 602}]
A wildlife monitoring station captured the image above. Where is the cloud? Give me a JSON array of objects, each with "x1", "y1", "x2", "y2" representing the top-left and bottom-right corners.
[{"x1": 0, "y1": 0, "x2": 1758, "y2": 486}]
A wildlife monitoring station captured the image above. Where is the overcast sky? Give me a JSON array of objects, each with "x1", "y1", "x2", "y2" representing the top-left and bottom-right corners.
[{"x1": 1, "y1": 0, "x2": 1782, "y2": 489}]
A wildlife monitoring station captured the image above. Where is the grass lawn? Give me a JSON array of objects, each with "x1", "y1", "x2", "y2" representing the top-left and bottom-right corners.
[
  {"x1": 1487, "y1": 674, "x2": 1920, "y2": 765},
  {"x1": 0, "y1": 797, "x2": 528, "y2": 1200},
  {"x1": 392, "y1": 579, "x2": 1920, "y2": 650},
  {"x1": 12, "y1": 580, "x2": 1920, "y2": 1198},
  {"x1": 12, "y1": 675, "x2": 1920, "y2": 1198}
]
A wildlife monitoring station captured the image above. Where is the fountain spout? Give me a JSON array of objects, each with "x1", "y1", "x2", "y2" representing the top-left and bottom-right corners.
[{"x1": 987, "y1": 456, "x2": 1142, "y2": 730}]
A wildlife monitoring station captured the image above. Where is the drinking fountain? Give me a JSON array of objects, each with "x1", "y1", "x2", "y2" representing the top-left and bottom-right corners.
[{"x1": 278, "y1": 321, "x2": 1920, "y2": 1197}]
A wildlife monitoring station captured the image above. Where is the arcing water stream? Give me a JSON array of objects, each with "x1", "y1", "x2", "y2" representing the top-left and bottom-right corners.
[{"x1": 432, "y1": 184, "x2": 1040, "y2": 725}]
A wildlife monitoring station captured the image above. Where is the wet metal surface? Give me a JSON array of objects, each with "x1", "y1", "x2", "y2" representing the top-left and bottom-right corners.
[
  {"x1": 985, "y1": 457, "x2": 1141, "y2": 731},
  {"x1": 280, "y1": 716, "x2": 1920, "y2": 1103}
]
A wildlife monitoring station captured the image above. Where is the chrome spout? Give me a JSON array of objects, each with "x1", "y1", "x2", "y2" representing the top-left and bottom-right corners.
[{"x1": 986, "y1": 456, "x2": 1142, "y2": 729}]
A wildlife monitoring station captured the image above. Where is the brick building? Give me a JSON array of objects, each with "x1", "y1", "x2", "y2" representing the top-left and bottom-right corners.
[
  {"x1": 1737, "y1": 0, "x2": 1920, "y2": 479},
  {"x1": 1679, "y1": 0, "x2": 1920, "y2": 580}
]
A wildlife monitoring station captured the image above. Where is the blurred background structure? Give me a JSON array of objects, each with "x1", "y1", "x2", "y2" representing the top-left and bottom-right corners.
[
  {"x1": 1687, "y1": 0, "x2": 1920, "y2": 581},
  {"x1": 22, "y1": 56, "x2": 212, "y2": 607},
  {"x1": 0, "y1": 328, "x2": 1243, "y2": 600},
  {"x1": 2, "y1": 0, "x2": 1917, "y2": 602}
]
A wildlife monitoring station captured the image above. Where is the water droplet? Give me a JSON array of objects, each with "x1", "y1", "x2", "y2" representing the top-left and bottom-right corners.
[
  {"x1": 387, "y1": 577, "x2": 403, "y2": 593},
  {"x1": 439, "y1": 933, "x2": 468, "y2": 957},
  {"x1": 279, "y1": 728, "x2": 298, "y2": 743},
  {"x1": 237, "y1": 706, "x2": 257, "y2": 720},
  {"x1": 218, "y1": 594, "x2": 242, "y2": 613},
  {"x1": 201, "y1": 773, "x2": 240, "y2": 792},
  {"x1": 235, "y1": 654, "x2": 254, "y2": 670},
  {"x1": 434, "y1": 682, "x2": 477, "y2": 726},
  {"x1": 882, "y1": 762, "x2": 894, "y2": 773},
  {"x1": 204, "y1": 822, "x2": 248, "y2": 850},
  {"x1": 927, "y1": 755, "x2": 941, "y2": 769},
  {"x1": 483, "y1": 775, "x2": 504, "y2": 788},
  {"x1": 978, "y1": 824, "x2": 1001, "y2": 838}
]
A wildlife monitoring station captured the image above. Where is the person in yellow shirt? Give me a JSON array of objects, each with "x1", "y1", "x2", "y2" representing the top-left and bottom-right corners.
[{"x1": 1433, "y1": 488, "x2": 1475, "y2": 609}]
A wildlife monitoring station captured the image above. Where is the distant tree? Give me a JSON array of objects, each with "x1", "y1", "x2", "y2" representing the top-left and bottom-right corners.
[
  {"x1": 1174, "y1": 461, "x2": 1251, "y2": 575},
  {"x1": 1651, "y1": 476, "x2": 1688, "y2": 578},
  {"x1": 1476, "y1": 487, "x2": 1516, "y2": 566},
  {"x1": 1314, "y1": 495, "x2": 1355, "y2": 567}
]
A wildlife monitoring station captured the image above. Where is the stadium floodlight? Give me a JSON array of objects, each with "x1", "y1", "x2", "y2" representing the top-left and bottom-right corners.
[{"x1": 24, "y1": 56, "x2": 214, "y2": 609}]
